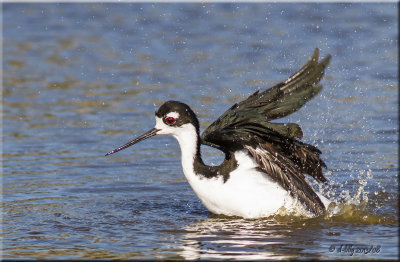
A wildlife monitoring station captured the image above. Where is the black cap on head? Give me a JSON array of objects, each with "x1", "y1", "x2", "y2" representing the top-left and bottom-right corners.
[{"x1": 155, "y1": 101, "x2": 200, "y2": 132}]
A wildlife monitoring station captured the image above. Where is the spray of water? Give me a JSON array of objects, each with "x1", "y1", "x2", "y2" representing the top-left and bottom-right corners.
[{"x1": 272, "y1": 168, "x2": 397, "y2": 225}]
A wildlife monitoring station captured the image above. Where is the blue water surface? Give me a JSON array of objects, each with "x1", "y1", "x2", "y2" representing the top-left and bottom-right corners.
[{"x1": 2, "y1": 3, "x2": 398, "y2": 260}]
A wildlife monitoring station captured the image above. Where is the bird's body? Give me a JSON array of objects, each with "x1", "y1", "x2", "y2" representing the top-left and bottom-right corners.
[
  {"x1": 106, "y1": 49, "x2": 331, "y2": 218},
  {"x1": 166, "y1": 118, "x2": 295, "y2": 218},
  {"x1": 179, "y1": 148, "x2": 299, "y2": 218}
]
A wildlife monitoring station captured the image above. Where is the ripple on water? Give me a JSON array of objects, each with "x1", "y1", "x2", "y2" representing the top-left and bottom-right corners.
[{"x1": 2, "y1": 2, "x2": 398, "y2": 260}]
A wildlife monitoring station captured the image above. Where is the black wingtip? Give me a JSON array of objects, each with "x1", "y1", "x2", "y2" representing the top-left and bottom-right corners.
[
  {"x1": 313, "y1": 48, "x2": 332, "y2": 68},
  {"x1": 312, "y1": 48, "x2": 319, "y2": 61},
  {"x1": 321, "y1": 53, "x2": 332, "y2": 66}
]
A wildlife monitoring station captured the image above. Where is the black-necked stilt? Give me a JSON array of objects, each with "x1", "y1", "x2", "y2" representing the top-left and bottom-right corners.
[{"x1": 106, "y1": 48, "x2": 331, "y2": 218}]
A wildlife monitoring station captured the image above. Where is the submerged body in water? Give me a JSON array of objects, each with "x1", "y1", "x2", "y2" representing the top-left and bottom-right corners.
[{"x1": 107, "y1": 48, "x2": 331, "y2": 218}]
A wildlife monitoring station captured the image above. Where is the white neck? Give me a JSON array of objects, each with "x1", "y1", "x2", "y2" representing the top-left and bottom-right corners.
[
  {"x1": 154, "y1": 116, "x2": 201, "y2": 184},
  {"x1": 172, "y1": 124, "x2": 199, "y2": 182}
]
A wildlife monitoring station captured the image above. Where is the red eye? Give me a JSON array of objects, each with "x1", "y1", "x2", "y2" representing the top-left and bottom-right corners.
[{"x1": 165, "y1": 116, "x2": 176, "y2": 125}]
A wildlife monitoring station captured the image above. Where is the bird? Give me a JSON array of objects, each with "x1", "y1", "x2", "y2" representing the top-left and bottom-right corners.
[{"x1": 106, "y1": 48, "x2": 331, "y2": 219}]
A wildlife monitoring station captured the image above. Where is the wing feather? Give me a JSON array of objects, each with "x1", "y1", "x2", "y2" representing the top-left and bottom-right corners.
[
  {"x1": 199, "y1": 49, "x2": 331, "y2": 216},
  {"x1": 246, "y1": 144, "x2": 326, "y2": 216},
  {"x1": 201, "y1": 48, "x2": 331, "y2": 141}
]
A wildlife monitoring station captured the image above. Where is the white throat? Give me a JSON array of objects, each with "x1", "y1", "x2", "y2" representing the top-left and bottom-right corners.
[
  {"x1": 172, "y1": 124, "x2": 199, "y2": 180},
  {"x1": 154, "y1": 117, "x2": 199, "y2": 181}
]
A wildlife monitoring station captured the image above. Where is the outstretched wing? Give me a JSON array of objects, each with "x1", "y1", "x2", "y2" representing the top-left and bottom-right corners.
[
  {"x1": 200, "y1": 48, "x2": 331, "y2": 215},
  {"x1": 201, "y1": 48, "x2": 331, "y2": 149}
]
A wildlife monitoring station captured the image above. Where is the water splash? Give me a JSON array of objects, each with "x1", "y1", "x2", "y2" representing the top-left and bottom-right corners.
[
  {"x1": 331, "y1": 169, "x2": 373, "y2": 206},
  {"x1": 318, "y1": 169, "x2": 397, "y2": 225},
  {"x1": 271, "y1": 169, "x2": 397, "y2": 225}
]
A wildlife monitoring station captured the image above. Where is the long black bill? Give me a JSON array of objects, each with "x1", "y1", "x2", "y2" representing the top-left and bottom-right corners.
[{"x1": 105, "y1": 128, "x2": 160, "y2": 156}]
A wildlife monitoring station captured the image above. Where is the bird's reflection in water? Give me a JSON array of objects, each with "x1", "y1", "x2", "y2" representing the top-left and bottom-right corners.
[{"x1": 178, "y1": 216, "x2": 296, "y2": 260}]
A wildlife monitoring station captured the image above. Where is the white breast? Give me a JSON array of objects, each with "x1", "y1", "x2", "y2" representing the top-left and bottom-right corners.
[{"x1": 186, "y1": 150, "x2": 303, "y2": 218}]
